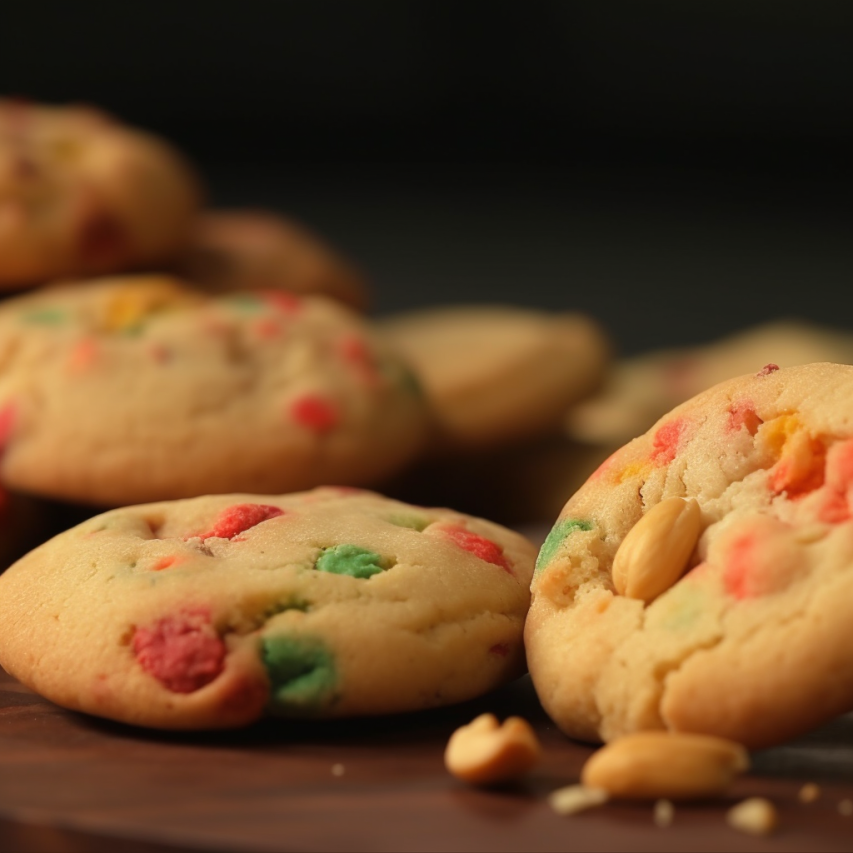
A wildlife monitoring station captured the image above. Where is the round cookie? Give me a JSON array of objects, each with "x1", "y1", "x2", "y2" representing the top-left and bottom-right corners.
[
  {"x1": 0, "y1": 275, "x2": 429, "y2": 506},
  {"x1": 0, "y1": 487, "x2": 537, "y2": 729},
  {"x1": 0, "y1": 98, "x2": 202, "y2": 289},
  {"x1": 176, "y1": 208, "x2": 370, "y2": 312},
  {"x1": 527, "y1": 362, "x2": 853, "y2": 750},
  {"x1": 377, "y1": 305, "x2": 611, "y2": 453},
  {"x1": 566, "y1": 319, "x2": 853, "y2": 446}
]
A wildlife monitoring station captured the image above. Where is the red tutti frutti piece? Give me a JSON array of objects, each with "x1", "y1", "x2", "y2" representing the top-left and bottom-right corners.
[
  {"x1": 196, "y1": 503, "x2": 285, "y2": 541},
  {"x1": 0, "y1": 402, "x2": 14, "y2": 449},
  {"x1": 769, "y1": 435, "x2": 826, "y2": 497},
  {"x1": 432, "y1": 524, "x2": 512, "y2": 573},
  {"x1": 289, "y1": 394, "x2": 340, "y2": 433},
  {"x1": 132, "y1": 608, "x2": 226, "y2": 693},
  {"x1": 726, "y1": 400, "x2": 763, "y2": 436},
  {"x1": 259, "y1": 290, "x2": 302, "y2": 314},
  {"x1": 77, "y1": 209, "x2": 128, "y2": 262},
  {"x1": 650, "y1": 417, "x2": 687, "y2": 465}
]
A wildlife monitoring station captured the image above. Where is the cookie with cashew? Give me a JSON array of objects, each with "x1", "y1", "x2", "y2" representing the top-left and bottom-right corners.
[
  {"x1": 527, "y1": 362, "x2": 853, "y2": 749},
  {"x1": 0, "y1": 275, "x2": 429, "y2": 506},
  {"x1": 0, "y1": 487, "x2": 537, "y2": 729},
  {"x1": 0, "y1": 98, "x2": 202, "y2": 289}
]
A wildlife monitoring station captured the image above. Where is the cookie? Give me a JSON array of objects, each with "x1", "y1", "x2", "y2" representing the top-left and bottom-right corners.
[
  {"x1": 0, "y1": 275, "x2": 429, "y2": 506},
  {"x1": 566, "y1": 319, "x2": 853, "y2": 446},
  {"x1": 0, "y1": 98, "x2": 202, "y2": 289},
  {"x1": 527, "y1": 362, "x2": 853, "y2": 749},
  {"x1": 177, "y1": 208, "x2": 369, "y2": 312},
  {"x1": 377, "y1": 305, "x2": 610, "y2": 453},
  {"x1": 0, "y1": 487, "x2": 536, "y2": 729}
]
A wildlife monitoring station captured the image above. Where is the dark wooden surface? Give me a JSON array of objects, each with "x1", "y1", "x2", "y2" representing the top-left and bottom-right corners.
[{"x1": 2, "y1": 667, "x2": 853, "y2": 853}]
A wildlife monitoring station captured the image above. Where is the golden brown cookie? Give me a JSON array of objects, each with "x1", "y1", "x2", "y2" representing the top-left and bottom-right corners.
[
  {"x1": 528, "y1": 362, "x2": 853, "y2": 749},
  {"x1": 378, "y1": 305, "x2": 611, "y2": 453},
  {"x1": 0, "y1": 487, "x2": 536, "y2": 729},
  {"x1": 0, "y1": 275, "x2": 429, "y2": 506},
  {"x1": 0, "y1": 98, "x2": 202, "y2": 289}
]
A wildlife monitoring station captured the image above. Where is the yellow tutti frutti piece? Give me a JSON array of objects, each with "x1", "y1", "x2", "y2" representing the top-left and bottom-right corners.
[{"x1": 99, "y1": 276, "x2": 201, "y2": 332}]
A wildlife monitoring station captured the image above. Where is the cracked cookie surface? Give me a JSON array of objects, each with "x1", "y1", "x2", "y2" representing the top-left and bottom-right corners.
[
  {"x1": 0, "y1": 487, "x2": 537, "y2": 729},
  {"x1": 526, "y1": 361, "x2": 853, "y2": 749},
  {"x1": 0, "y1": 275, "x2": 430, "y2": 506}
]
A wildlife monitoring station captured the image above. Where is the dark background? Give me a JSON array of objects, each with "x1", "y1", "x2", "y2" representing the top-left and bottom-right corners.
[{"x1": 4, "y1": 1, "x2": 853, "y2": 356}]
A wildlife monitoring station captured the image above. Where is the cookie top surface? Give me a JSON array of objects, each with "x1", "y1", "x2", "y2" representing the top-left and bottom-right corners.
[
  {"x1": 0, "y1": 487, "x2": 537, "y2": 729},
  {"x1": 0, "y1": 275, "x2": 430, "y2": 506},
  {"x1": 177, "y1": 208, "x2": 370, "y2": 312},
  {"x1": 378, "y1": 305, "x2": 610, "y2": 452},
  {"x1": 0, "y1": 99, "x2": 202, "y2": 288},
  {"x1": 526, "y1": 361, "x2": 853, "y2": 749}
]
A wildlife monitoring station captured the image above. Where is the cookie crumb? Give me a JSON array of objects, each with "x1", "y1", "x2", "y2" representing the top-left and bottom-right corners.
[
  {"x1": 653, "y1": 798, "x2": 675, "y2": 827},
  {"x1": 331, "y1": 763, "x2": 345, "y2": 777},
  {"x1": 726, "y1": 797, "x2": 777, "y2": 836},
  {"x1": 548, "y1": 784, "x2": 609, "y2": 816},
  {"x1": 838, "y1": 799, "x2": 853, "y2": 816},
  {"x1": 798, "y1": 782, "x2": 821, "y2": 803}
]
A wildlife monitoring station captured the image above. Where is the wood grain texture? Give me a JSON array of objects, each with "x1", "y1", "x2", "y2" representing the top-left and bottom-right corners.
[{"x1": 2, "y1": 668, "x2": 853, "y2": 852}]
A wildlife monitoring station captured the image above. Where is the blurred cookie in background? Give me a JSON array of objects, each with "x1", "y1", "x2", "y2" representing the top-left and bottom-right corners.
[
  {"x1": 378, "y1": 304, "x2": 611, "y2": 455},
  {"x1": 0, "y1": 98, "x2": 203, "y2": 291},
  {"x1": 176, "y1": 208, "x2": 370, "y2": 312},
  {"x1": 566, "y1": 319, "x2": 853, "y2": 447},
  {"x1": 0, "y1": 275, "x2": 431, "y2": 507}
]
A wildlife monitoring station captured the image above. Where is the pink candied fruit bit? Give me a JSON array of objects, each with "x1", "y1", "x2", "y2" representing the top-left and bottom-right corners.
[
  {"x1": 826, "y1": 439, "x2": 853, "y2": 492},
  {"x1": 651, "y1": 418, "x2": 687, "y2": 465},
  {"x1": 757, "y1": 363, "x2": 780, "y2": 376},
  {"x1": 290, "y1": 394, "x2": 340, "y2": 433},
  {"x1": 817, "y1": 490, "x2": 850, "y2": 524},
  {"x1": 726, "y1": 401, "x2": 763, "y2": 436},
  {"x1": 132, "y1": 608, "x2": 225, "y2": 693},
  {"x1": 722, "y1": 532, "x2": 757, "y2": 600},
  {"x1": 66, "y1": 338, "x2": 99, "y2": 372},
  {"x1": 259, "y1": 290, "x2": 302, "y2": 314},
  {"x1": 197, "y1": 503, "x2": 285, "y2": 541},
  {"x1": 0, "y1": 402, "x2": 16, "y2": 448},
  {"x1": 338, "y1": 334, "x2": 380, "y2": 384},
  {"x1": 434, "y1": 524, "x2": 512, "y2": 573}
]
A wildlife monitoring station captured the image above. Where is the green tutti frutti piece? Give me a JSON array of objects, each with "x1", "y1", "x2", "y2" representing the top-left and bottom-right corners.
[
  {"x1": 21, "y1": 307, "x2": 66, "y2": 325},
  {"x1": 315, "y1": 544, "x2": 390, "y2": 579},
  {"x1": 262, "y1": 636, "x2": 337, "y2": 714},
  {"x1": 221, "y1": 292, "x2": 264, "y2": 313},
  {"x1": 535, "y1": 518, "x2": 594, "y2": 572}
]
